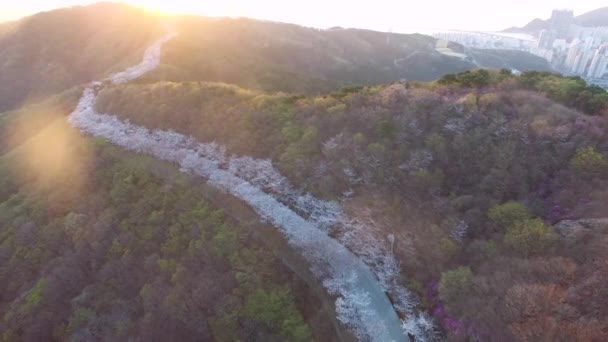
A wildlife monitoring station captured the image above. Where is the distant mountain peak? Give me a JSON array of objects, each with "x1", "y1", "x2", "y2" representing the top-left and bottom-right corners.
[{"x1": 504, "y1": 6, "x2": 608, "y2": 34}]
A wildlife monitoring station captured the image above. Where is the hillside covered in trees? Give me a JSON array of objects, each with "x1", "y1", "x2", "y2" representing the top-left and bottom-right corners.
[
  {"x1": 0, "y1": 2, "x2": 552, "y2": 113},
  {"x1": 0, "y1": 3, "x2": 163, "y2": 113},
  {"x1": 141, "y1": 15, "x2": 551, "y2": 94},
  {"x1": 95, "y1": 69, "x2": 608, "y2": 340},
  {"x1": 0, "y1": 98, "x2": 342, "y2": 341}
]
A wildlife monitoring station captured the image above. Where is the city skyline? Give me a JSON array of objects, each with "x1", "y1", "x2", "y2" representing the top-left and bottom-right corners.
[
  {"x1": 432, "y1": 9, "x2": 608, "y2": 86},
  {"x1": 1, "y1": 1, "x2": 607, "y2": 32}
]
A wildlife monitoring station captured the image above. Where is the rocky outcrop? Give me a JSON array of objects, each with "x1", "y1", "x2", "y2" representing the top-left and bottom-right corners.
[{"x1": 553, "y1": 218, "x2": 608, "y2": 244}]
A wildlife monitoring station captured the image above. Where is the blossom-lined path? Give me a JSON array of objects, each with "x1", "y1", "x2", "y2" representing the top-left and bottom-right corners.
[{"x1": 69, "y1": 32, "x2": 435, "y2": 341}]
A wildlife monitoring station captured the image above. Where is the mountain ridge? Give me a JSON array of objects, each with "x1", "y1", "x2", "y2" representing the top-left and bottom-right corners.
[
  {"x1": 0, "y1": 2, "x2": 163, "y2": 112},
  {"x1": 149, "y1": 15, "x2": 551, "y2": 93},
  {"x1": 504, "y1": 6, "x2": 608, "y2": 34},
  {"x1": 0, "y1": 2, "x2": 552, "y2": 113}
]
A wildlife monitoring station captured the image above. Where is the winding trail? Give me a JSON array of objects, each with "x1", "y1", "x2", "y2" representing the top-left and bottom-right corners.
[{"x1": 68, "y1": 32, "x2": 434, "y2": 341}]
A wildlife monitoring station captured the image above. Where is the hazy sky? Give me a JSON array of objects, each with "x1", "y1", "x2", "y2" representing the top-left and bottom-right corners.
[{"x1": 1, "y1": 0, "x2": 606, "y2": 32}]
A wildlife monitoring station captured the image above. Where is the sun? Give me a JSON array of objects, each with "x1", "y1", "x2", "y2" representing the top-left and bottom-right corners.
[
  {"x1": 126, "y1": 0, "x2": 222, "y2": 16},
  {"x1": 125, "y1": 0, "x2": 180, "y2": 15}
]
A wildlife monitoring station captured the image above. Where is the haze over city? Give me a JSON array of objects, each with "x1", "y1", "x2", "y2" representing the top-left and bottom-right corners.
[{"x1": 2, "y1": 0, "x2": 607, "y2": 31}]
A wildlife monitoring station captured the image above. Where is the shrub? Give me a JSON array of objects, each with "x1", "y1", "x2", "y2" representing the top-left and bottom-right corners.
[
  {"x1": 439, "y1": 266, "x2": 473, "y2": 305},
  {"x1": 25, "y1": 278, "x2": 46, "y2": 309},
  {"x1": 244, "y1": 288, "x2": 312, "y2": 341},
  {"x1": 570, "y1": 146, "x2": 607, "y2": 177},
  {"x1": 488, "y1": 201, "x2": 531, "y2": 229},
  {"x1": 504, "y1": 218, "x2": 555, "y2": 256}
]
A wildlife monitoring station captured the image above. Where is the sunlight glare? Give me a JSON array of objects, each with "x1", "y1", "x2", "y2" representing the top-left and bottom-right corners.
[
  {"x1": 127, "y1": 0, "x2": 240, "y2": 17},
  {"x1": 7, "y1": 106, "x2": 93, "y2": 204}
]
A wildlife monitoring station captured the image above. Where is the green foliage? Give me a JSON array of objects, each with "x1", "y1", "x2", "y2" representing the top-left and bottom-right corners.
[
  {"x1": 478, "y1": 92, "x2": 499, "y2": 109},
  {"x1": 570, "y1": 146, "x2": 608, "y2": 177},
  {"x1": 328, "y1": 103, "x2": 346, "y2": 113},
  {"x1": 109, "y1": 239, "x2": 124, "y2": 256},
  {"x1": 377, "y1": 119, "x2": 397, "y2": 140},
  {"x1": 93, "y1": 77, "x2": 606, "y2": 232},
  {"x1": 488, "y1": 201, "x2": 531, "y2": 229},
  {"x1": 281, "y1": 122, "x2": 303, "y2": 143},
  {"x1": 499, "y1": 68, "x2": 513, "y2": 77},
  {"x1": 520, "y1": 71, "x2": 608, "y2": 115},
  {"x1": 67, "y1": 308, "x2": 97, "y2": 332},
  {"x1": 353, "y1": 132, "x2": 367, "y2": 145},
  {"x1": 367, "y1": 142, "x2": 387, "y2": 158},
  {"x1": 5, "y1": 41, "x2": 606, "y2": 340},
  {"x1": 481, "y1": 240, "x2": 498, "y2": 258},
  {"x1": 425, "y1": 133, "x2": 448, "y2": 163},
  {"x1": 504, "y1": 218, "x2": 555, "y2": 256},
  {"x1": 0, "y1": 137, "x2": 314, "y2": 341},
  {"x1": 414, "y1": 168, "x2": 444, "y2": 192},
  {"x1": 151, "y1": 16, "x2": 520, "y2": 95},
  {"x1": 440, "y1": 238, "x2": 461, "y2": 260},
  {"x1": 450, "y1": 195, "x2": 475, "y2": 212},
  {"x1": 25, "y1": 278, "x2": 46, "y2": 309},
  {"x1": 209, "y1": 310, "x2": 240, "y2": 342},
  {"x1": 3, "y1": 4, "x2": 607, "y2": 340},
  {"x1": 244, "y1": 288, "x2": 312, "y2": 341},
  {"x1": 439, "y1": 69, "x2": 491, "y2": 88},
  {"x1": 440, "y1": 70, "x2": 608, "y2": 115},
  {"x1": 439, "y1": 267, "x2": 473, "y2": 304}
]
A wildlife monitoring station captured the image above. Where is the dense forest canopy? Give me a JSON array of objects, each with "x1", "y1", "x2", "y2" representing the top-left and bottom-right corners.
[
  {"x1": 0, "y1": 109, "x2": 338, "y2": 341},
  {"x1": 141, "y1": 16, "x2": 551, "y2": 94},
  {"x1": 95, "y1": 69, "x2": 608, "y2": 340}
]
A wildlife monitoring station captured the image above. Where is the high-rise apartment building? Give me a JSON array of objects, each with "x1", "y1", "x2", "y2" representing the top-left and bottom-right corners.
[
  {"x1": 550, "y1": 9, "x2": 574, "y2": 38},
  {"x1": 565, "y1": 39, "x2": 581, "y2": 68},
  {"x1": 538, "y1": 29, "x2": 556, "y2": 49},
  {"x1": 573, "y1": 51, "x2": 592, "y2": 75},
  {"x1": 595, "y1": 56, "x2": 608, "y2": 78},
  {"x1": 588, "y1": 46, "x2": 608, "y2": 78}
]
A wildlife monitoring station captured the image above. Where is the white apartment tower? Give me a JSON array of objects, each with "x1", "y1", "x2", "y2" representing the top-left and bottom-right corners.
[
  {"x1": 588, "y1": 45, "x2": 608, "y2": 79},
  {"x1": 573, "y1": 51, "x2": 592, "y2": 75},
  {"x1": 596, "y1": 57, "x2": 608, "y2": 78},
  {"x1": 566, "y1": 39, "x2": 581, "y2": 68},
  {"x1": 587, "y1": 50, "x2": 602, "y2": 78}
]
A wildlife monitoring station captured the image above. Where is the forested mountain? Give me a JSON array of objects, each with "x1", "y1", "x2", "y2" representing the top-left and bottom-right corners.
[
  {"x1": 95, "y1": 69, "x2": 608, "y2": 340},
  {"x1": 141, "y1": 16, "x2": 550, "y2": 94},
  {"x1": 0, "y1": 2, "x2": 551, "y2": 113},
  {"x1": 2, "y1": 2, "x2": 608, "y2": 341},
  {"x1": 0, "y1": 2, "x2": 162, "y2": 112},
  {"x1": 465, "y1": 49, "x2": 551, "y2": 73},
  {"x1": 0, "y1": 93, "x2": 339, "y2": 342}
]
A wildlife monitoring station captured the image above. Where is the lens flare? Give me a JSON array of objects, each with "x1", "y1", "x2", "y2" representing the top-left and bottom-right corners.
[{"x1": 6, "y1": 110, "x2": 93, "y2": 208}]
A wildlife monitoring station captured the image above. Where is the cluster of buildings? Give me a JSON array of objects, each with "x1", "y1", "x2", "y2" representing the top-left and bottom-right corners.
[
  {"x1": 432, "y1": 31, "x2": 535, "y2": 51},
  {"x1": 559, "y1": 38, "x2": 608, "y2": 78},
  {"x1": 431, "y1": 9, "x2": 608, "y2": 88},
  {"x1": 531, "y1": 10, "x2": 608, "y2": 83}
]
